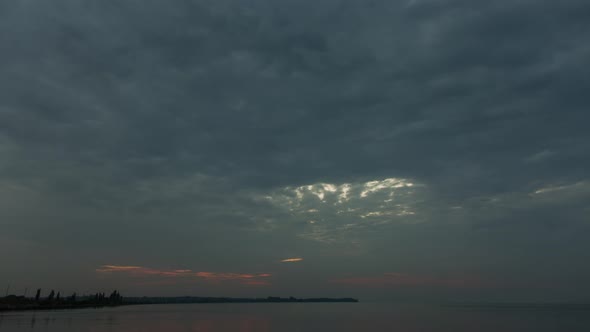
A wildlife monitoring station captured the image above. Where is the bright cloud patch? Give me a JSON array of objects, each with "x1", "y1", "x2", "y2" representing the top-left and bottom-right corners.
[
  {"x1": 97, "y1": 265, "x2": 143, "y2": 271},
  {"x1": 96, "y1": 265, "x2": 272, "y2": 286},
  {"x1": 262, "y1": 178, "x2": 423, "y2": 243},
  {"x1": 281, "y1": 258, "x2": 304, "y2": 263},
  {"x1": 533, "y1": 181, "x2": 588, "y2": 195},
  {"x1": 278, "y1": 178, "x2": 415, "y2": 205}
]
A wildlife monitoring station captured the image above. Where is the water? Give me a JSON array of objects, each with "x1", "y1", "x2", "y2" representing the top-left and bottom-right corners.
[{"x1": 1, "y1": 302, "x2": 589, "y2": 331}]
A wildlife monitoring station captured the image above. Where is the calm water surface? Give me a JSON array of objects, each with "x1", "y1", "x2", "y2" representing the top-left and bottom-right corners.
[{"x1": 1, "y1": 303, "x2": 589, "y2": 332}]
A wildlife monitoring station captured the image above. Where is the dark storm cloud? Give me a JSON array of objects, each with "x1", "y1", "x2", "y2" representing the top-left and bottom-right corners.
[{"x1": 1, "y1": 0, "x2": 589, "y2": 299}]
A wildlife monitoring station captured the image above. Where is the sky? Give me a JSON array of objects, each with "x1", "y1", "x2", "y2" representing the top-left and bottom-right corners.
[{"x1": 1, "y1": 0, "x2": 590, "y2": 302}]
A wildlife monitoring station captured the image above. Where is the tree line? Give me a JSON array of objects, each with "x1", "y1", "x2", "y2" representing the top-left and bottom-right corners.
[{"x1": 31, "y1": 289, "x2": 123, "y2": 305}]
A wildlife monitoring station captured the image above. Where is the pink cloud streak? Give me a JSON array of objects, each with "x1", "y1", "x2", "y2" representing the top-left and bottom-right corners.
[{"x1": 96, "y1": 265, "x2": 272, "y2": 286}]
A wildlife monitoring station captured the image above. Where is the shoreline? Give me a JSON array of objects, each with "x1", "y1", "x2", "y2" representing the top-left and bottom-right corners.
[
  {"x1": 1, "y1": 297, "x2": 359, "y2": 313},
  {"x1": 0, "y1": 303, "x2": 128, "y2": 313}
]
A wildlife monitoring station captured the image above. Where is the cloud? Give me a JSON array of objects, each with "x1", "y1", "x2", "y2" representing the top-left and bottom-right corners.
[
  {"x1": 97, "y1": 265, "x2": 144, "y2": 272},
  {"x1": 96, "y1": 265, "x2": 272, "y2": 286},
  {"x1": 260, "y1": 177, "x2": 424, "y2": 243},
  {"x1": 0, "y1": 0, "x2": 589, "y2": 300},
  {"x1": 525, "y1": 150, "x2": 556, "y2": 163},
  {"x1": 533, "y1": 181, "x2": 589, "y2": 196},
  {"x1": 280, "y1": 258, "x2": 304, "y2": 263}
]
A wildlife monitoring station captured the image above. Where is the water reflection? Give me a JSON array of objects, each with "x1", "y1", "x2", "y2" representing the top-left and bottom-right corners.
[
  {"x1": 0, "y1": 303, "x2": 589, "y2": 332},
  {"x1": 184, "y1": 317, "x2": 270, "y2": 332}
]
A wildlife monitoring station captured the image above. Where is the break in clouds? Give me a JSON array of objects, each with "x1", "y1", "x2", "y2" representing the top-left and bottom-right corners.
[{"x1": 1, "y1": 0, "x2": 590, "y2": 300}]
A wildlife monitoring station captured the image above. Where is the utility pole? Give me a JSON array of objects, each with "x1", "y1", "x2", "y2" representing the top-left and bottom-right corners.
[{"x1": 4, "y1": 284, "x2": 10, "y2": 297}]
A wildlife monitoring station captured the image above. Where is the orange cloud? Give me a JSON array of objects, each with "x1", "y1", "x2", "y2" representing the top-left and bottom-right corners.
[
  {"x1": 96, "y1": 265, "x2": 271, "y2": 286},
  {"x1": 331, "y1": 273, "x2": 495, "y2": 289},
  {"x1": 280, "y1": 258, "x2": 304, "y2": 263},
  {"x1": 96, "y1": 265, "x2": 143, "y2": 272}
]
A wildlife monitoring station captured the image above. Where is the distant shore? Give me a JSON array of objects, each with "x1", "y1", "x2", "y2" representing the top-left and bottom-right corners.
[
  {"x1": 0, "y1": 303, "x2": 125, "y2": 312},
  {"x1": 1, "y1": 296, "x2": 358, "y2": 312},
  {"x1": 126, "y1": 296, "x2": 359, "y2": 305}
]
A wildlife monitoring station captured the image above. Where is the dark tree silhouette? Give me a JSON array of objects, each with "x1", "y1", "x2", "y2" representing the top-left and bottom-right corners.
[
  {"x1": 47, "y1": 290, "x2": 55, "y2": 301},
  {"x1": 109, "y1": 290, "x2": 123, "y2": 304},
  {"x1": 0, "y1": 288, "x2": 125, "y2": 310}
]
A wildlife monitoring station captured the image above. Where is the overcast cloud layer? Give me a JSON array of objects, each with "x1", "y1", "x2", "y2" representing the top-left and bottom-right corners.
[{"x1": 1, "y1": 0, "x2": 589, "y2": 301}]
